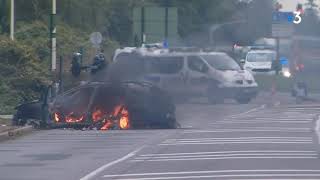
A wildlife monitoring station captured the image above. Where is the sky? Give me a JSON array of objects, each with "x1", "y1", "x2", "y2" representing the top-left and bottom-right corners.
[{"x1": 278, "y1": 0, "x2": 319, "y2": 11}]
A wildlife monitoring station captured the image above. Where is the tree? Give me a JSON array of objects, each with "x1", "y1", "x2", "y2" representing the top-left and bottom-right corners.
[
  {"x1": 0, "y1": 0, "x2": 9, "y2": 33},
  {"x1": 305, "y1": 0, "x2": 318, "y2": 9},
  {"x1": 295, "y1": 0, "x2": 320, "y2": 36}
]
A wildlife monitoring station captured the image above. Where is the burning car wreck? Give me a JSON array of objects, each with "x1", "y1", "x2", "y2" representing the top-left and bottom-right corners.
[{"x1": 13, "y1": 81, "x2": 177, "y2": 130}]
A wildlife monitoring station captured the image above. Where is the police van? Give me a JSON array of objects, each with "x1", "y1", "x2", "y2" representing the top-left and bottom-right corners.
[
  {"x1": 243, "y1": 49, "x2": 276, "y2": 75},
  {"x1": 111, "y1": 46, "x2": 258, "y2": 104}
]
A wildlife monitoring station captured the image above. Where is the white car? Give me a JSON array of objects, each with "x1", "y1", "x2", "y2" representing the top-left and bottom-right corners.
[
  {"x1": 112, "y1": 48, "x2": 259, "y2": 104},
  {"x1": 243, "y1": 49, "x2": 276, "y2": 75}
]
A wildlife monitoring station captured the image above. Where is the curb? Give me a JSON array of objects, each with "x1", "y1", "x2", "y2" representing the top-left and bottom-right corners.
[{"x1": 0, "y1": 126, "x2": 34, "y2": 142}]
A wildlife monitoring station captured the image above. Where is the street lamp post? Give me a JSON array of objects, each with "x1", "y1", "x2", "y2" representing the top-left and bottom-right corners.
[
  {"x1": 10, "y1": 0, "x2": 14, "y2": 40},
  {"x1": 50, "y1": 0, "x2": 59, "y2": 96},
  {"x1": 50, "y1": 0, "x2": 57, "y2": 71}
]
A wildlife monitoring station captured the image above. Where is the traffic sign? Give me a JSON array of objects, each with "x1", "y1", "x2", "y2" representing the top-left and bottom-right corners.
[
  {"x1": 280, "y1": 57, "x2": 289, "y2": 65},
  {"x1": 90, "y1": 32, "x2": 103, "y2": 47},
  {"x1": 272, "y1": 24, "x2": 294, "y2": 38},
  {"x1": 272, "y1": 11, "x2": 294, "y2": 38},
  {"x1": 272, "y1": 12, "x2": 294, "y2": 23}
]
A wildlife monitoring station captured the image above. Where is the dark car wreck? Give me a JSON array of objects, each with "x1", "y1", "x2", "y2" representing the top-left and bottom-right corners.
[{"x1": 13, "y1": 81, "x2": 177, "y2": 130}]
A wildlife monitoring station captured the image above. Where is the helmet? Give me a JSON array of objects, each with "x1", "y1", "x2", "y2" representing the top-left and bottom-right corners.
[
  {"x1": 99, "y1": 53, "x2": 105, "y2": 58},
  {"x1": 73, "y1": 52, "x2": 81, "y2": 56}
]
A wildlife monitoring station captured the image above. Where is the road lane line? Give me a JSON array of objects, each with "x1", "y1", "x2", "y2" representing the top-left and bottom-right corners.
[
  {"x1": 79, "y1": 146, "x2": 145, "y2": 180},
  {"x1": 139, "y1": 150, "x2": 316, "y2": 157},
  {"x1": 159, "y1": 141, "x2": 312, "y2": 146},
  {"x1": 131, "y1": 156, "x2": 316, "y2": 162},
  {"x1": 103, "y1": 174, "x2": 320, "y2": 180},
  {"x1": 164, "y1": 137, "x2": 311, "y2": 141},
  {"x1": 103, "y1": 169, "x2": 320, "y2": 176},
  {"x1": 163, "y1": 140, "x2": 311, "y2": 143},
  {"x1": 211, "y1": 121, "x2": 310, "y2": 124},
  {"x1": 229, "y1": 105, "x2": 266, "y2": 118},
  {"x1": 134, "y1": 153, "x2": 317, "y2": 160},
  {"x1": 103, "y1": 169, "x2": 320, "y2": 178},
  {"x1": 164, "y1": 139, "x2": 311, "y2": 142},
  {"x1": 253, "y1": 117, "x2": 313, "y2": 120},
  {"x1": 183, "y1": 128, "x2": 310, "y2": 133}
]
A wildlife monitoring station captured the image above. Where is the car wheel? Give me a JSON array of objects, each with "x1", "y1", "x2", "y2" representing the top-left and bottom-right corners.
[
  {"x1": 236, "y1": 97, "x2": 251, "y2": 104},
  {"x1": 166, "y1": 117, "x2": 177, "y2": 129},
  {"x1": 207, "y1": 84, "x2": 223, "y2": 104},
  {"x1": 12, "y1": 113, "x2": 28, "y2": 126}
]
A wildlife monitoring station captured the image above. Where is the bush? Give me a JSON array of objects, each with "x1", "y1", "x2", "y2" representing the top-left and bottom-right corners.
[
  {"x1": 0, "y1": 36, "x2": 50, "y2": 114},
  {"x1": 0, "y1": 20, "x2": 121, "y2": 114}
]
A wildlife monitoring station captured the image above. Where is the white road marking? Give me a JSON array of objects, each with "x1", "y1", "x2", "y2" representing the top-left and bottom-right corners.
[
  {"x1": 79, "y1": 146, "x2": 144, "y2": 180},
  {"x1": 314, "y1": 115, "x2": 320, "y2": 135},
  {"x1": 183, "y1": 128, "x2": 310, "y2": 133},
  {"x1": 289, "y1": 107, "x2": 320, "y2": 110},
  {"x1": 103, "y1": 169, "x2": 320, "y2": 178},
  {"x1": 131, "y1": 156, "x2": 316, "y2": 162},
  {"x1": 163, "y1": 138, "x2": 311, "y2": 143},
  {"x1": 211, "y1": 121, "x2": 310, "y2": 124},
  {"x1": 229, "y1": 105, "x2": 266, "y2": 118},
  {"x1": 103, "y1": 174, "x2": 320, "y2": 180},
  {"x1": 134, "y1": 153, "x2": 317, "y2": 160},
  {"x1": 159, "y1": 141, "x2": 311, "y2": 146},
  {"x1": 251, "y1": 117, "x2": 313, "y2": 121},
  {"x1": 139, "y1": 150, "x2": 316, "y2": 157},
  {"x1": 163, "y1": 140, "x2": 311, "y2": 143},
  {"x1": 164, "y1": 137, "x2": 310, "y2": 141}
]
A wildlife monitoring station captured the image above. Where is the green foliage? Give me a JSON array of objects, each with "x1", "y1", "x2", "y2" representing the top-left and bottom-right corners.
[
  {"x1": 160, "y1": 0, "x2": 238, "y2": 37},
  {"x1": 16, "y1": 21, "x2": 50, "y2": 61},
  {"x1": 0, "y1": 0, "x2": 9, "y2": 33},
  {"x1": 0, "y1": 36, "x2": 50, "y2": 113}
]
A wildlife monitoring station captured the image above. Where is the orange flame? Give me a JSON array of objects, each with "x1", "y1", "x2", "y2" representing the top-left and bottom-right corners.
[
  {"x1": 92, "y1": 109, "x2": 104, "y2": 122},
  {"x1": 99, "y1": 105, "x2": 130, "y2": 130},
  {"x1": 119, "y1": 116, "x2": 129, "y2": 129},
  {"x1": 119, "y1": 108, "x2": 129, "y2": 129},
  {"x1": 65, "y1": 112, "x2": 84, "y2": 123},
  {"x1": 54, "y1": 112, "x2": 61, "y2": 122},
  {"x1": 100, "y1": 120, "x2": 113, "y2": 130}
]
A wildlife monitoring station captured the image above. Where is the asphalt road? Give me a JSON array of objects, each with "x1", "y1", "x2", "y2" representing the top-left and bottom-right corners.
[{"x1": 1, "y1": 93, "x2": 320, "y2": 180}]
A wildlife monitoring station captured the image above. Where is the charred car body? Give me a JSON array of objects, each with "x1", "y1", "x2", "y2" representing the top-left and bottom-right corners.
[{"x1": 13, "y1": 81, "x2": 177, "y2": 130}]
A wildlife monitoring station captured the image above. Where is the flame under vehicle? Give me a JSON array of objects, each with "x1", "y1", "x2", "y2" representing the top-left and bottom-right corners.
[{"x1": 13, "y1": 81, "x2": 177, "y2": 130}]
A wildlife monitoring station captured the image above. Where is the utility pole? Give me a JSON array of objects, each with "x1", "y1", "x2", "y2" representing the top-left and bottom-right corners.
[
  {"x1": 275, "y1": 37, "x2": 280, "y2": 75},
  {"x1": 50, "y1": 0, "x2": 57, "y2": 71},
  {"x1": 10, "y1": 0, "x2": 14, "y2": 40},
  {"x1": 164, "y1": 0, "x2": 169, "y2": 42},
  {"x1": 140, "y1": 5, "x2": 145, "y2": 45}
]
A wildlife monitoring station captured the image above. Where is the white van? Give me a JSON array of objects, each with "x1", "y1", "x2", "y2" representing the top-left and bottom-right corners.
[
  {"x1": 243, "y1": 49, "x2": 276, "y2": 74},
  {"x1": 112, "y1": 48, "x2": 258, "y2": 104}
]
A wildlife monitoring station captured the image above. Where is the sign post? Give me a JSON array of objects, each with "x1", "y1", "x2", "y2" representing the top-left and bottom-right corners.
[
  {"x1": 271, "y1": 11, "x2": 294, "y2": 103},
  {"x1": 90, "y1": 32, "x2": 103, "y2": 52}
]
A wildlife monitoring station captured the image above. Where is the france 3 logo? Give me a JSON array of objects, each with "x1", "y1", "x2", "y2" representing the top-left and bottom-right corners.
[{"x1": 272, "y1": 11, "x2": 302, "y2": 24}]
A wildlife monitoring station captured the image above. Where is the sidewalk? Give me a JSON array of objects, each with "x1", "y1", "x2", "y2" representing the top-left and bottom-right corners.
[
  {"x1": 0, "y1": 116, "x2": 33, "y2": 141},
  {"x1": 0, "y1": 125, "x2": 13, "y2": 133},
  {"x1": 0, "y1": 116, "x2": 11, "y2": 133}
]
